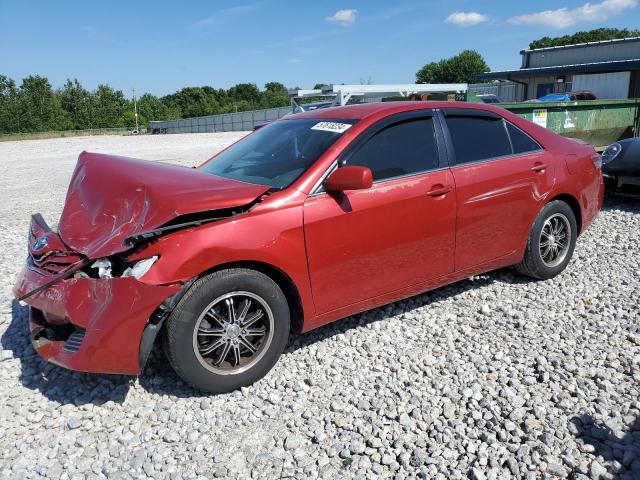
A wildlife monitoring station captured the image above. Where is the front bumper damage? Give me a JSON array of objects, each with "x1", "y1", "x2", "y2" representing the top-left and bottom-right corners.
[{"x1": 13, "y1": 215, "x2": 183, "y2": 375}]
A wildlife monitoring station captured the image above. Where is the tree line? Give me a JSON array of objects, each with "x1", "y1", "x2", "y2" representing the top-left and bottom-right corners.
[
  {"x1": 529, "y1": 27, "x2": 640, "y2": 50},
  {"x1": 0, "y1": 76, "x2": 291, "y2": 134}
]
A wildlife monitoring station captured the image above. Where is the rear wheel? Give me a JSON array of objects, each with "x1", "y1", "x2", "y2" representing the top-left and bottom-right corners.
[
  {"x1": 516, "y1": 200, "x2": 577, "y2": 280},
  {"x1": 164, "y1": 269, "x2": 290, "y2": 393}
]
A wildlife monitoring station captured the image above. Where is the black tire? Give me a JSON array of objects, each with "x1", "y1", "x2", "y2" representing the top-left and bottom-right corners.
[
  {"x1": 516, "y1": 200, "x2": 578, "y2": 280},
  {"x1": 164, "y1": 268, "x2": 290, "y2": 393}
]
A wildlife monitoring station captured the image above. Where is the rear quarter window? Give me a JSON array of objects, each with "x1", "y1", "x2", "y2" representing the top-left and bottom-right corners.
[{"x1": 506, "y1": 122, "x2": 542, "y2": 154}]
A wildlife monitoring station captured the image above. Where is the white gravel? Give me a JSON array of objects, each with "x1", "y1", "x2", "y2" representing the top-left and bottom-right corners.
[{"x1": 1, "y1": 133, "x2": 639, "y2": 480}]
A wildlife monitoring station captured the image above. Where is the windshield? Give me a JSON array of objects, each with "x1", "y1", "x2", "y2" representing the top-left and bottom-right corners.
[{"x1": 201, "y1": 118, "x2": 356, "y2": 189}]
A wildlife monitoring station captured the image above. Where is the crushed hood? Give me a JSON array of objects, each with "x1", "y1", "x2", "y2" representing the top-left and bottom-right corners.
[{"x1": 58, "y1": 152, "x2": 270, "y2": 258}]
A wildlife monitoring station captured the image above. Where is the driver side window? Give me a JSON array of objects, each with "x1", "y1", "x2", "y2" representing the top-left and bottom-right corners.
[{"x1": 346, "y1": 117, "x2": 439, "y2": 181}]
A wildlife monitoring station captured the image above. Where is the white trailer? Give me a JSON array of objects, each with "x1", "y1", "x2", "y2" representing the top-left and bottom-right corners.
[{"x1": 289, "y1": 83, "x2": 468, "y2": 111}]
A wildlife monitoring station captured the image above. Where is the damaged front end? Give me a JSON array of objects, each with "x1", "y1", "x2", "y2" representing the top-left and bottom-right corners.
[
  {"x1": 14, "y1": 152, "x2": 271, "y2": 375},
  {"x1": 13, "y1": 214, "x2": 191, "y2": 374}
]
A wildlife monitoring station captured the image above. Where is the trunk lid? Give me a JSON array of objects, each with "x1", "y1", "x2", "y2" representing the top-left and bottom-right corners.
[{"x1": 58, "y1": 152, "x2": 270, "y2": 258}]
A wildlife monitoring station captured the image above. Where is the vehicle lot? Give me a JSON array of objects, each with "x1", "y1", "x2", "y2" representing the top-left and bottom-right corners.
[{"x1": 0, "y1": 134, "x2": 639, "y2": 479}]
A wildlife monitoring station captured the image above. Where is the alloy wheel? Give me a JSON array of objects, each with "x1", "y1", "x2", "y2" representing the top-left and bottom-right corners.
[
  {"x1": 192, "y1": 291, "x2": 274, "y2": 375},
  {"x1": 539, "y1": 213, "x2": 571, "y2": 268}
]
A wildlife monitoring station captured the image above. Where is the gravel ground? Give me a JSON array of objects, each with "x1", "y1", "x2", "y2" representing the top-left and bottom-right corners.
[{"x1": 0, "y1": 133, "x2": 639, "y2": 480}]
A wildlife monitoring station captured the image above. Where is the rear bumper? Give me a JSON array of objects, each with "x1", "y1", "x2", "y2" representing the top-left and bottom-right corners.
[
  {"x1": 579, "y1": 173, "x2": 604, "y2": 233},
  {"x1": 14, "y1": 264, "x2": 181, "y2": 375}
]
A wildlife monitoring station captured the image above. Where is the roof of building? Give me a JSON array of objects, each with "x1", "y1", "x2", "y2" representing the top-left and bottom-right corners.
[
  {"x1": 476, "y1": 58, "x2": 640, "y2": 81},
  {"x1": 520, "y1": 36, "x2": 640, "y2": 54}
]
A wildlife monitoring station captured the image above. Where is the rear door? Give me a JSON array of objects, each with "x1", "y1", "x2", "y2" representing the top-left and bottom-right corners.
[
  {"x1": 303, "y1": 111, "x2": 456, "y2": 314},
  {"x1": 440, "y1": 109, "x2": 555, "y2": 271}
]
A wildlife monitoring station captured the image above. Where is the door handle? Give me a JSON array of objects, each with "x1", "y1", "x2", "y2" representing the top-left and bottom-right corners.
[
  {"x1": 531, "y1": 163, "x2": 547, "y2": 173},
  {"x1": 426, "y1": 185, "x2": 452, "y2": 197}
]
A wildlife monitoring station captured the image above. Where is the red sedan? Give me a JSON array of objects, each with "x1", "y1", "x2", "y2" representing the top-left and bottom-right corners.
[{"x1": 14, "y1": 102, "x2": 603, "y2": 393}]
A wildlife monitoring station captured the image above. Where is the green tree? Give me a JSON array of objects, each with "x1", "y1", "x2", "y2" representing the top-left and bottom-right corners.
[
  {"x1": 17, "y1": 75, "x2": 70, "y2": 132},
  {"x1": 137, "y1": 93, "x2": 181, "y2": 126},
  {"x1": 264, "y1": 82, "x2": 288, "y2": 95},
  {"x1": 92, "y1": 84, "x2": 129, "y2": 128},
  {"x1": 313, "y1": 83, "x2": 329, "y2": 90},
  {"x1": 416, "y1": 50, "x2": 490, "y2": 84},
  {"x1": 58, "y1": 79, "x2": 94, "y2": 129},
  {"x1": 0, "y1": 75, "x2": 19, "y2": 133},
  {"x1": 228, "y1": 83, "x2": 261, "y2": 105},
  {"x1": 162, "y1": 87, "x2": 220, "y2": 118},
  {"x1": 261, "y1": 82, "x2": 289, "y2": 108},
  {"x1": 529, "y1": 28, "x2": 640, "y2": 49},
  {"x1": 202, "y1": 86, "x2": 228, "y2": 107}
]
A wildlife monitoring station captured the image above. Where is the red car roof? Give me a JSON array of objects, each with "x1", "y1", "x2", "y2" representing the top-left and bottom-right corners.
[{"x1": 288, "y1": 101, "x2": 506, "y2": 120}]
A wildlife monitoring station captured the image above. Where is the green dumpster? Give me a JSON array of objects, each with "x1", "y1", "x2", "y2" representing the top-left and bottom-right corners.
[{"x1": 498, "y1": 99, "x2": 640, "y2": 149}]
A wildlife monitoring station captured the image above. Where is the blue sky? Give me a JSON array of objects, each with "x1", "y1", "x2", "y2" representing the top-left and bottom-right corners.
[{"x1": 1, "y1": 0, "x2": 639, "y2": 96}]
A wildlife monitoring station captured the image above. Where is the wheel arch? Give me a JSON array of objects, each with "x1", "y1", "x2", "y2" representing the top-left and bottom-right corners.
[
  {"x1": 547, "y1": 193, "x2": 582, "y2": 234},
  {"x1": 198, "y1": 260, "x2": 305, "y2": 333}
]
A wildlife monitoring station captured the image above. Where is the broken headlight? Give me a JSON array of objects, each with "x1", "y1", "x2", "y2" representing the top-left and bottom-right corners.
[
  {"x1": 90, "y1": 256, "x2": 158, "y2": 280},
  {"x1": 122, "y1": 256, "x2": 159, "y2": 279},
  {"x1": 91, "y1": 258, "x2": 113, "y2": 279}
]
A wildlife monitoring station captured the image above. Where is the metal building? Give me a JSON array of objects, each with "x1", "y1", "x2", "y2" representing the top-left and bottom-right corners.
[{"x1": 477, "y1": 37, "x2": 640, "y2": 101}]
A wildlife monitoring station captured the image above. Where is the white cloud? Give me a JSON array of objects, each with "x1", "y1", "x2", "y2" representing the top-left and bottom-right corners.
[
  {"x1": 194, "y1": 4, "x2": 258, "y2": 29},
  {"x1": 445, "y1": 11, "x2": 490, "y2": 27},
  {"x1": 326, "y1": 9, "x2": 358, "y2": 27},
  {"x1": 508, "y1": 0, "x2": 637, "y2": 29}
]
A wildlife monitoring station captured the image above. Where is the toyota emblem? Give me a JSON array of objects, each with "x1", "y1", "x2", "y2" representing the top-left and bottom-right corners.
[{"x1": 32, "y1": 236, "x2": 49, "y2": 251}]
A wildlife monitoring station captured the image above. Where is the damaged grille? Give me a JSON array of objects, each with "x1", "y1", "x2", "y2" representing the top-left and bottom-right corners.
[
  {"x1": 63, "y1": 330, "x2": 86, "y2": 353},
  {"x1": 31, "y1": 252, "x2": 82, "y2": 274},
  {"x1": 28, "y1": 216, "x2": 83, "y2": 275}
]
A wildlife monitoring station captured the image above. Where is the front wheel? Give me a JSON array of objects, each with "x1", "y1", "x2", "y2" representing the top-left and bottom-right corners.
[
  {"x1": 516, "y1": 200, "x2": 578, "y2": 280},
  {"x1": 163, "y1": 268, "x2": 290, "y2": 393}
]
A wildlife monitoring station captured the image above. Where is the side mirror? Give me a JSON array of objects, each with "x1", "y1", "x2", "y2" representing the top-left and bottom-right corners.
[{"x1": 325, "y1": 166, "x2": 373, "y2": 192}]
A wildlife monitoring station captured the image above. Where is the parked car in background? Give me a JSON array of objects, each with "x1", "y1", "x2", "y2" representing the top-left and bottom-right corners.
[
  {"x1": 292, "y1": 100, "x2": 335, "y2": 114},
  {"x1": 601, "y1": 138, "x2": 640, "y2": 195},
  {"x1": 538, "y1": 91, "x2": 598, "y2": 102},
  {"x1": 476, "y1": 94, "x2": 502, "y2": 104},
  {"x1": 14, "y1": 102, "x2": 604, "y2": 393}
]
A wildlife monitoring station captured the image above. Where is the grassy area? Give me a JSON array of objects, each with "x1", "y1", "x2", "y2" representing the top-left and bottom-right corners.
[{"x1": 0, "y1": 128, "x2": 146, "y2": 142}]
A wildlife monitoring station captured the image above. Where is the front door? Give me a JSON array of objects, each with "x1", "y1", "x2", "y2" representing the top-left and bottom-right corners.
[{"x1": 303, "y1": 113, "x2": 456, "y2": 314}]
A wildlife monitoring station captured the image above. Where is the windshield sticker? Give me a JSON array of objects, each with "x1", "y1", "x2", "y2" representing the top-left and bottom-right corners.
[{"x1": 311, "y1": 122, "x2": 352, "y2": 134}]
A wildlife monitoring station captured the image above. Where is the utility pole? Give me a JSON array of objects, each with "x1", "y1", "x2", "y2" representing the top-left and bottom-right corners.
[{"x1": 132, "y1": 87, "x2": 139, "y2": 133}]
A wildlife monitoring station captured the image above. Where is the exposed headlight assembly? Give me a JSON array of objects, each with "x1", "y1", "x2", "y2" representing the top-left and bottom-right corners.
[
  {"x1": 91, "y1": 256, "x2": 158, "y2": 280},
  {"x1": 122, "y1": 256, "x2": 159, "y2": 279},
  {"x1": 91, "y1": 258, "x2": 113, "y2": 279},
  {"x1": 601, "y1": 142, "x2": 622, "y2": 165}
]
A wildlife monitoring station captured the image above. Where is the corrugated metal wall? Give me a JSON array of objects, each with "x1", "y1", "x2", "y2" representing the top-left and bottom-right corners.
[
  {"x1": 148, "y1": 106, "x2": 292, "y2": 134},
  {"x1": 468, "y1": 82, "x2": 525, "y2": 102},
  {"x1": 572, "y1": 72, "x2": 631, "y2": 99},
  {"x1": 526, "y1": 39, "x2": 640, "y2": 68}
]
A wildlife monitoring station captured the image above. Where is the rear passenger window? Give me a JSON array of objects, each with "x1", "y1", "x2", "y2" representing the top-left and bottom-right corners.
[
  {"x1": 347, "y1": 118, "x2": 438, "y2": 181},
  {"x1": 446, "y1": 115, "x2": 511, "y2": 164},
  {"x1": 506, "y1": 122, "x2": 541, "y2": 154}
]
